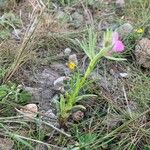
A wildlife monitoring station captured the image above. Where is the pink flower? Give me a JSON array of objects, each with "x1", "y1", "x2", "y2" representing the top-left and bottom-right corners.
[{"x1": 112, "y1": 32, "x2": 125, "y2": 53}]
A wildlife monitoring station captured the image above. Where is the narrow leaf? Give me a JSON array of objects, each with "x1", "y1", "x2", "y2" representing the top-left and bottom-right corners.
[
  {"x1": 72, "y1": 105, "x2": 86, "y2": 110},
  {"x1": 76, "y1": 94, "x2": 97, "y2": 102},
  {"x1": 105, "y1": 56, "x2": 127, "y2": 61}
]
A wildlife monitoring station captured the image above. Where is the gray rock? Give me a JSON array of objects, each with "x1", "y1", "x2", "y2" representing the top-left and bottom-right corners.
[
  {"x1": 64, "y1": 47, "x2": 71, "y2": 55},
  {"x1": 117, "y1": 23, "x2": 133, "y2": 39},
  {"x1": 36, "y1": 68, "x2": 60, "y2": 87},
  {"x1": 44, "y1": 109, "x2": 57, "y2": 119},
  {"x1": 50, "y1": 63, "x2": 70, "y2": 75},
  {"x1": 41, "y1": 89, "x2": 54, "y2": 100},
  {"x1": 24, "y1": 68, "x2": 61, "y2": 111},
  {"x1": 135, "y1": 38, "x2": 150, "y2": 68},
  {"x1": 36, "y1": 144, "x2": 48, "y2": 150},
  {"x1": 116, "y1": 0, "x2": 125, "y2": 8},
  {"x1": 53, "y1": 76, "x2": 70, "y2": 92},
  {"x1": 24, "y1": 87, "x2": 42, "y2": 103},
  {"x1": 71, "y1": 12, "x2": 84, "y2": 28},
  {"x1": 40, "y1": 89, "x2": 55, "y2": 111},
  {"x1": 69, "y1": 54, "x2": 78, "y2": 65}
]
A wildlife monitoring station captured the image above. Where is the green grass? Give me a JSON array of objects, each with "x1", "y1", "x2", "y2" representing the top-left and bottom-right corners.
[{"x1": 125, "y1": 0, "x2": 150, "y2": 28}]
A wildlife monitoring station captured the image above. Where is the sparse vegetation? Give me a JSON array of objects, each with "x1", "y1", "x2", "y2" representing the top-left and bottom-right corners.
[{"x1": 0, "y1": 0, "x2": 150, "y2": 149}]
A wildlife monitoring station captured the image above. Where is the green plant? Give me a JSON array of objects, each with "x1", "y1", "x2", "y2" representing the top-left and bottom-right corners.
[
  {"x1": 0, "y1": 83, "x2": 30, "y2": 104},
  {"x1": 125, "y1": 0, "x2": 150, "y2": 28},
  {"x1": 58, "y1": 28, "x2": 125, "y2": 124},
  {"x1": 76, "y1": 132, "x2": 97, "y2": 149}
]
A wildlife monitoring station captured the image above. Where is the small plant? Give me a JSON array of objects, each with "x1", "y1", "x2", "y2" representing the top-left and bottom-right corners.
[
  {"x1": 76, "y1": 132, "x2": 97, "y2": 149},
  {"x1": 0, "y1": 83, "x2": 31, "y2": 117},
  {"x1": 58, "y1": 28, "x2": 125, "y2": 124},
  {"x1": 0, "y1": 83, "x2": 30, "y2": 104}
]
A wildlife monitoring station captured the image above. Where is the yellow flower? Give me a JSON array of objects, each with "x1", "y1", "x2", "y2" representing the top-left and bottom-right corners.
[
  {"x1": 135, "y1": 28, "x2": 144, "y2": 33},
  {"x1": 68, "y1": 62, "x2": 76, "y2": 70}
]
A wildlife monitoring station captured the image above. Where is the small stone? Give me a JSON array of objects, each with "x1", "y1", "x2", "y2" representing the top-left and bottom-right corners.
[
  {"x1": 37, "y1": 68, "x2": 60, "y2": 87},
  {"x1": 119, "y1": 72, "x2": 128, "y2": 78},
  {"x1": 36, "y1": 144, "x2": 48, "y2": 150},
  {"x1": 116, "y1": 0, "x2": 125, "y2": 7},
  {"x1": 41, "y1": 89, "x2": 53, "y2": 99},
  {"x1": 72, "y1": 111, "x2": 84, "y2": 122},
  {"x1": 53, "y1": 76, "x2": 70, "y2": 92},
  {"x1": 50, "y1": 63, "x2": 70, "y2": 75},
  {"x1": 19, "y1": 104, "x2": 38, "y2": 119},
  {"x1": 17, "y1": 84, "x2": 23, "y2": 89},
  {"x1": 135, "y1": 38, "x2": 150, "y2": 68},
  {"x1": 44, "y1": 109, "x2": 57, "y2": 119},
  {"x1": 64, "y1": 47, "x2": 71, "y2": 55},
  {"x1": 117, "y1": 23, "x2": 133, "y2": 39},
  {"x1": 69, "y1": 54, "x2": 78, "y2": 65}
]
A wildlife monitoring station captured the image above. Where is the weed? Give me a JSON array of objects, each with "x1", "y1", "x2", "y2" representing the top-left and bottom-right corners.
[
  {"x1": 58, "y1": 28, "x2": 125, "y2": 125},
  {"x1": 0, "y1": 83, "x2": 30, "y2": 103}
]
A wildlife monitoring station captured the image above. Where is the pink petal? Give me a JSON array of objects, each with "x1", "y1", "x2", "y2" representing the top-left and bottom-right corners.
[
  {"x1": 112, "y1": 32, "x2": 119, "y2": 43},
  {"x1": 112, "y1": 40, "x2": 125, "y2": 52}
]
